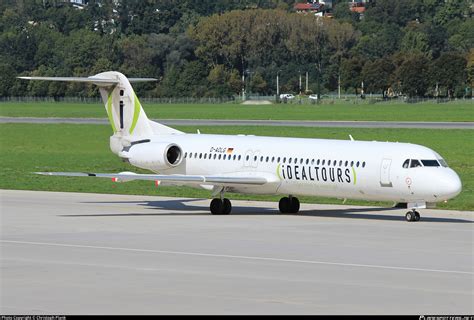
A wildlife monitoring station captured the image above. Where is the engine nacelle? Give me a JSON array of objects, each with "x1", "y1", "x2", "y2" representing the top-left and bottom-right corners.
[{"x1": 121, "y1": 142, "x2": 183, "y2": 171}]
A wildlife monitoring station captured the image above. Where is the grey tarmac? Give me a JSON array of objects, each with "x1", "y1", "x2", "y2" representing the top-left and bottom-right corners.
[
  {"x1": 1, "y1": 189, "x2": 473, "y2": 314},
  {"x1": 1, "y1": 117, "x2": 473, "y2": 129}
]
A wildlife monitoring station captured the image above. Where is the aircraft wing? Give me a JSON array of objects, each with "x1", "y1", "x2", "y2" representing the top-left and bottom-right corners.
[{"x1": 35, "y1": 171, "x2": 268, "y2": 186}]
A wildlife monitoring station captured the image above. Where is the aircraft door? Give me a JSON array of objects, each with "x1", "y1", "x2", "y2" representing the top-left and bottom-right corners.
[{"x1": 380, "y1": 158, "x2": 393, "y2": 187}]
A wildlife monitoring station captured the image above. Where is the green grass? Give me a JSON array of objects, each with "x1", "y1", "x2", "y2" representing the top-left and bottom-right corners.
[
  {"x1": 1, "y1": 100, "x2": 473, "y2": 121},
  {"x1": 0, "y1": 123, "x2": 472, "y2": 211}
]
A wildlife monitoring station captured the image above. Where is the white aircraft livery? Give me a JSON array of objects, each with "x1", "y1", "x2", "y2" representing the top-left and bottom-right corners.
[{"x1": 20, "y1": 72, "x2": 462, "y2": 222}]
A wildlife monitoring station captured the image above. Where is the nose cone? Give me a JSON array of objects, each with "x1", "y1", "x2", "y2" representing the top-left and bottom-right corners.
[{"x1": 442, "y1": 169, "x2": 462, "y2": 200}]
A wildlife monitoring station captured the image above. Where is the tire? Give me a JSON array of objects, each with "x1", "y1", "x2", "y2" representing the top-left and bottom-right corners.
[
  {"x1": 223, "y1": 198, "x2": 232, "y2": 215},
  {"x1": 414, "y1": 211, "x2": 421, "y2": 221},
  {"x1": 405, "y1": 211, "x2": 414, "y2": 222},
  {"x1": 289, "y1": 197, "x2": 300, "y2": 214},
  {"x1": 210, "y1": 198, "x2": 224, "y2": 215},
  {"x1": 279, "y1": 197, "x2": 290, "y2": 213}
]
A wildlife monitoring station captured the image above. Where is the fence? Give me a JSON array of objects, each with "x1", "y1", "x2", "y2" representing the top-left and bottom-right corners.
[
  {"x1": 0, "y1": 95, "x2": 472, "y2": 105},
  {"x1": 0, "y1": 96, "x2": 241, "y2": 104}
]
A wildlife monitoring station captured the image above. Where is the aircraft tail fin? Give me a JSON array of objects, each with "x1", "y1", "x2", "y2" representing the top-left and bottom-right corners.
[{"x1": 18, "y1": 72, "x2": 183, "y2": 138}]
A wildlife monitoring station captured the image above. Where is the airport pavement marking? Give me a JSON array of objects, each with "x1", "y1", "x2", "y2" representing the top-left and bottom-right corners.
[{"x1": 2, "y1": 239, "x2": 473, "y2": 276}]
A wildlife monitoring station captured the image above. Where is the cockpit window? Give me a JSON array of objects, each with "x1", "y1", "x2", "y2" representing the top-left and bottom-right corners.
[
  {"x1": 438, "y1": 158, "x2": 448, "y2": 167},
  {"x1": 402, "y1": 159, "x2": 409, "y2": 168},
  {"x1": 421, "y1": 160, "x2": 440, "y2": 167},
  {"x1": 410, "y1": 159, "x2": 422, "y2": 168}
]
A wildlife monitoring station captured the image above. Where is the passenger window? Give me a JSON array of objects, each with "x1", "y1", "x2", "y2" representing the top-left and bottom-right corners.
[
  {"x1": 277, "y1": 157, "x2": 280, "y2": 162},
  {"x1": 421, "y1": 160, "x2": 440, "y2": 167},
  {"x1": 300, "y1": 159, "x2": 303, "y2": 164},
  {"x1": 238, "y1": 155, "x2": 241, "y2": 161},
  {"x1": 189, "y1": 153, "x2": 193, "y2": 159},
  {"x1": 289, "y1": 158, "x2": 292, "y2": 164},
  {"x1": 317, "y1": 159, "x2": 321, "y2": 165},
  {"x1": 283, "y1": 157, "x2": 286, "y2": 163},
  {"x1": 345, "y1": 161, "x2": 348, "y2": 167},
  {"x1": 410, "y1": 159, "x2": 422, "y2": 168},
  {"x1": 266, "y1": 156, "x2": 269, "y2": 162},
  {"x1": 311, "y1": 159, "x2": 315, "y2": 165},
  {"x1": 184, "y1": 152, "x2": 187, "y2": 158},
  {"x1": 272, "y1": 156, "x2": 275, "y2": 162},
  {"x1": 350, "y1": 161, "x2": 354, "y2": 167},
  {"x1": 254, "y1": 155, "x2": 257, "y2": 161},
  {"x1": 362, "y1": 162, "x2": 366, "y2": 168},
  {"x1": 199, "y1": 153, "x2": 202, "y2": 159},
  {"x1": 356, "y1": 161, "x2": 359, "y2": 167},
  {"x1": 246, "y1": 155, "x2": 249, "y2": 161},
  {"x1": 260, "y1": 156, "x2": 264, "y2": 162}
]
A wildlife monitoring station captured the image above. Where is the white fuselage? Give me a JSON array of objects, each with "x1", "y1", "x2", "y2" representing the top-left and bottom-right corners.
[{"x1": 129, "y1": 133, "x2": 462, "y2": 204}]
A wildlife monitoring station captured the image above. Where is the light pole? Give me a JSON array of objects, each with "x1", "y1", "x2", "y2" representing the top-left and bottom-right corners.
[
  {"x1": 305, "y1": 71, "x2": 308, "y2": 93},
  {"x1": 276, "y1": 70, "x2": 280, "y2": 96},
  {"x1": 299, "y1": 70, "x2": 302, "y2": 95}
]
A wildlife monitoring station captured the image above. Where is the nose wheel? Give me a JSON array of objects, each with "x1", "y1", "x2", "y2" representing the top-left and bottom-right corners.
[
  {"x1": 210, "y1": 198, "x2": 232, "y2": 215},
  {"x1": 279, "y1": 196, "x2": 300, "y2": 214},
  {"x1": 405, "y1": 210, "x2": 421, "y2": 222}
]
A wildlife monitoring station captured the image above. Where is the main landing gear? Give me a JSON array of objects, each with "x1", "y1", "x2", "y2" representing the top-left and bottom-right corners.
[
  {"x1": 210, "y1": 198, "x2": 232, "y2": 215},
  {"x1": 279, "y1": 196, "x2": 300, "y2": 214},
  {"x1": 405, "y1": 209, "x2": 421, "y2": 222}
]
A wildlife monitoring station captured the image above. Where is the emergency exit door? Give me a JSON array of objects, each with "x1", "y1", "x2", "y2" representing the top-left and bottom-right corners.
[{"x1": 380, "y1": 158, "x2": 393, "y2": 187}]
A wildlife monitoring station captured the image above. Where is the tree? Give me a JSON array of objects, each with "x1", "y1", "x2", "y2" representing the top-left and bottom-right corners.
[
  {"x1": 340, "y1": 57, "x2": 364, "y2": 94},
  {"x1": 207, "y1": 64, "x2": 233, "y2": 96},
  {"x1": 353, "y1": 24, "x2": 401, "y2": 59},
  {"x1": 429, "y1": 52, "x2": 467, "y2": 97},
  {"x1": 396, "y1": 53, "x2": 430, "y2": 97},
  {"x1": 400, "y1": 30, "x2": 431, "y2": 56},
  {"x1": 327, "y1": 20, "x2": 359, "y2": 97},
  {"x1": 361, "y1": 58, "x2": 395, "y2": 95},
  {"x1": 250, "y1": 72, "x2": 267, "y2": 94}
]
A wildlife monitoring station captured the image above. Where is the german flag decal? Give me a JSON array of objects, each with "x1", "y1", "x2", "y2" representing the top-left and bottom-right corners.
[{"x1": 226, "y1": 148, "x2": 234, "y2": 154}]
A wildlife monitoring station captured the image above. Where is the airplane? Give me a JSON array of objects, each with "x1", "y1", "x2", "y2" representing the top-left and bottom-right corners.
[{"x1": 19, "y1": 71, "x2": 462, "y2": 222}]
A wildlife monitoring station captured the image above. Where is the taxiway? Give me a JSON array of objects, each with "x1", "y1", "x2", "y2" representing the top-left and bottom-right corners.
[{"x1": 1, "y1": 189, "x2": 473, "y2": 314}]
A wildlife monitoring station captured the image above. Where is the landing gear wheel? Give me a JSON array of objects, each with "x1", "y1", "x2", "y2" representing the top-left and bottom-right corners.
[
  {"x1": 279, "y1": 197, "x2": 290, "y2": 213},
  {"x1": 210, "y1": 198, "x2": 224, "y2": 215},
  {"x1": 414, "y1": 211, "x2": 421, "y2": 221},
  {"x1": 279, "y1": 196, "x2": 300, "y2": 214},
  {"x1": 210, "y1": 198, "x2": 232, "y2": 215},
  {"x1": 223, "y1": 198, "x2": 232, "y2": 215},
  {"x1": 405, "y1": 210, "x2": 420, "y2": 222},
  {"x1": 289, "y1": 197, "x2": 300, "y2": 214}
]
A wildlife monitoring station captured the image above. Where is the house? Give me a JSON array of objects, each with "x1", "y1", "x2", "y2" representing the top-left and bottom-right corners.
[
  {"x1": 348, "y1": 0, "x2": 371, "y2": 13},
  {"x1": 294, "y1": 2, "x2": 324, "y2": 14}
]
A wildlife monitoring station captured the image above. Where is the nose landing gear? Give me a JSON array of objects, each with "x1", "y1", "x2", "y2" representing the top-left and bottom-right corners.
[
  {"x1": 279, "y1": 196, "x2": 300, "y2": 214},
  {"x1": 405, "y1": 210, "x2": 421, "y2": 222}
]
